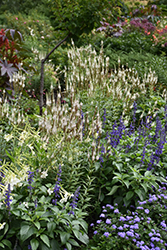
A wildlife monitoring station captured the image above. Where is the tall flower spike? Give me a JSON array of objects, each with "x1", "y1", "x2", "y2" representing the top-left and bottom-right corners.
[
  {"x1": 69, "y1": 186, "x2": 80, "y2": 215},
  {"x1": 27, "y1": 171, "x2": 34, "y2": 193},
  {"x1": 4, "y1": 184, "x2": 12, "y2": 210},
  {"x1": 52, "y1": 165, "x2": 62, "y2": 206}
]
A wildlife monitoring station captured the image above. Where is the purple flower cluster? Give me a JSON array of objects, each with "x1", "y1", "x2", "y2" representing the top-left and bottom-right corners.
[
  {"x1": 91, "y1": 185, "x2": 167, "y2": 249},
  {"x1": 130, "y1": 18, "x2": 155, "y2": 32}
]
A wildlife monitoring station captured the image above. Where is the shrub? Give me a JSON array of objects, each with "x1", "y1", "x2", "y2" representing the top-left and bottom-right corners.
[{"x1": 84, "y1": 182, "x2": 167, "y2": 250}]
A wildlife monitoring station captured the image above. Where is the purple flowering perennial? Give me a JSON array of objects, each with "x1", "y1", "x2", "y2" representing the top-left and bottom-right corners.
[
  {"x1": 69, "y1": 186, "x2": 80, "y2": 215},
  {"x1": 27, "y1": 171, "x2": 34, "y2": 193},
  {"x1": 52, "y1": 165, "x2": 62, "y2": 205},
  {"x1": 4, "y1": 184, "x2": 12, "y2": 210}
]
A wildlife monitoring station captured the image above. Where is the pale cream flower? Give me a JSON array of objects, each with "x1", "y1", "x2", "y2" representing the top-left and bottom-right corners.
[
  {"x1": 4, "y1": 134, "x2": 13, "y2": 142},
  {"x1": 41, "y1": 171, "x2": 48, "y2": 179},
  {"x1": 0, "y1": 222, "x2": 6, "y2": 230}
]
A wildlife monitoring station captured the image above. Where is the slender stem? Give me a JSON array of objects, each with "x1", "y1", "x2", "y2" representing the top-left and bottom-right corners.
[{"x1": 39, "y1": 33, "x2": 70, "y2": 116}]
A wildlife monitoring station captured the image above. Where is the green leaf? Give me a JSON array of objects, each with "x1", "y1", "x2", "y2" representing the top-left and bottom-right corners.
[
  {"x1": 60, "y1": 231, "x2": 70, "y2": 245},
  {"x1": 12, "y1": 210, "x2": 20, "y2": 216},
  {"x1": 20, "y1": 225, "x2": 30, "y2": 238},
  {"x1": 78, "y1": 220, "x2": 88, "y2": 232},
  {"x1": 66, "y1": 242, "x2": 72, "y2": 250},
  {"x1": 40, "y1": 234, "x2": 50, "y2": 248},
  {"x1": 0, "y1": 243, "x2": 5, "y2": 248},
  {"x1": 141, "y1": 183, "x2": 148, "y2": 193},
  {"x1": 94, "y1": 162, "x2": 100, "y2": 171},
  {"x1": 20, "y1": 226, "x2": 35, "y2": 242},
  {"x1": 126, "y1": 191, "x2": 134, "y2": 200},
  {"x1": 39, "y1": 195, "x2": 46, "y2": 204},
  {"x1": 50, "y1": 239, "x2": 61, "y2": 250},
  {"x1": 144, "y1": 171, "x2": 151, "y2": 177},
  {"x1": 123, "y1": 180, "x2": 129, "y2": 188},
  {"x1": 4, "y1": 223, "x2": 9, "y2": 235},
  {"x1": 1, "y1": 239, "x2": 12, "y2": 249},
  {"x1": 30, "y1": 238, "x2": 39, "y2": 250},
  {"x1": 107, "y1": 185, "x2": 119, "y2": 196},
  {"x1": 39, "y1": 186, "x2": 47, "y2": 194},
  {"x1": 115, "y1": 163, "x2": 123, "y2": 172},
  {"x1": 78, "y1": 232, "x2": 89, "y2": 244},
  {"x1": 47, "y1": 221, "x2": 56, "y2": 233},
  {"x1": 68, "y1": 239, "x2": 79, "y2": 247},
  {"x1": 135, "y1": 189, "x2": 145, "y2": 201},
  {"x1": 34, "y1": 221, "x2": 40, "y2": 230},
  {"x1": 72, "y1": 228, "x2": 80, "y2": 240}
]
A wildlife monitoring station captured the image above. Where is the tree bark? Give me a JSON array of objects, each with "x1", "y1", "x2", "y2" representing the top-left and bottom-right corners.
[{"x1": 39, "y1": 33, "x2": 70, "y2": 116}]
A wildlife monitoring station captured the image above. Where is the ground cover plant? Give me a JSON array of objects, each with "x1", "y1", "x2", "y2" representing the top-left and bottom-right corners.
[{"x1": 1, "y1": 0, "x2": 167, "y2": 249}]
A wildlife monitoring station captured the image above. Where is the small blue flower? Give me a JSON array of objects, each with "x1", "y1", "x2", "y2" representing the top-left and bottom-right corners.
[
  {"x1": 112, "y1": 224, "x2": 117, "y2": 229},
  {"x1": 103, "y1": 232, "x2": 110, "y2": 237},
  {"x1": 118, "y1": 232, "x2": 126, "y2": 238},
  {"x1": 144, "y1": 209, "x2": 149, "y2": 214},
  {"x1": 94, "y1": 230, "x2": 98, "y2": 235},
  {"x1": 99, "y1": 213, "x2": 105, "y2": 218},
  {"x1": 96, "y1": 220, "x2": 102, "y2": 224},
  {"x1": 114, "y1": 208, "x2": 119, "y2": 213},
  {"x1": 106, "y1": 219, "x2": 111, "y2": 224}
]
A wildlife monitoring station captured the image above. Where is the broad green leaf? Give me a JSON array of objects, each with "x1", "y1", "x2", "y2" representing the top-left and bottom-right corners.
[
  {"x1": 12, "y1": 210, "x2": 20, "y2": 216},
  {"x1": 78, "y1": 220, "x2": 88, "y2": 232},
  {"x1": 107, "y1": 185, "x2": 119, "y2": 196},
  {"x1": 68, "y1": 239, "x2": 79, "y2": 247},
  {"x1": 72, "y1": 228, "x2": 80, "y2": 240},
  {"x1": 66, "y1": 242, "x2": 72, "y2": 250},
  {"x1": 20, "y1": 225, "x2": 30, "y2": 238},
  {"x1": 30, "y1": 238, "x2": 39, "y2": 250},
  {"x1": 141, "y1": 183, "x2": 148, "y2": 193},
  {"x1": 126, "y1": 191, "x2": 134, "y2": 200},
  {"x1": 39, "y1": 195, "x2": 46, "y2": 204},
  {"x1": 0, "y1": 243, "x2": 5, "y2": 248},
  {"x1": 115, "y1": 163, "x2": 123, "y2": 172},
  {"x1": 60, "y1": 231, "x2": 70, "y2": 245},
  {"x1": 1, "y1": 239, "x2": 12, "y2": 249},
  {"x1": 135, "y1": 189, "x2": 145, "y2": 201},
  {"x1": 40, "y1": 234, "x2": 50, "y2": 248},
  {"x1": 123, "y1": 180, "x2": 129, "y2": 188},
  {"x1": 21, "y1": 227, "x2": 35, "y2": 242},
  {"x1": 34, "y1": 221, "x2": 40, "y2": 230},
  {"x1": 50, "y1": 239, "x2": 61, "y2": 250},
  {"x1": 78, "y1": 232, "x2": 89, "y2": 244},
  {"x1": 47, "y1": 221, "x2": 56, "y2": 233}
]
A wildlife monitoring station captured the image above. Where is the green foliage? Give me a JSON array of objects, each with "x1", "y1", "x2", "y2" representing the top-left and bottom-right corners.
[
  {"x1": 48, "y1": 0, "x2": 110, "y2": 40},
  {"x1": 0, "y1": 168, "x2": 88, "y2": 250},
  {"x1": 0, "y1": 0, "x2": 50, "y2": 16}
]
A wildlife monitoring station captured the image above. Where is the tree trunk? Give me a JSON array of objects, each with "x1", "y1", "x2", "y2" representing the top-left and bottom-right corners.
[{"x1": 39, "y1": 33, "x2": 70, "y2": 116}]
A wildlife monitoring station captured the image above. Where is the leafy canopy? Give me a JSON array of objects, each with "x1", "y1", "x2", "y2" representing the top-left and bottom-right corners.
[{"x1": 48, "y1": 0, "x2": 110, "y2": 39}]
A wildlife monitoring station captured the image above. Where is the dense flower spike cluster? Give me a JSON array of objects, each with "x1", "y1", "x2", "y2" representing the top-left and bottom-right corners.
[{"x1": 99, "y1": 103, "x2": 167, "y2": 173}]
